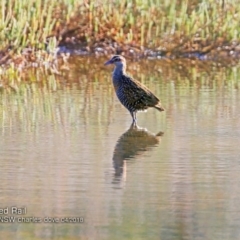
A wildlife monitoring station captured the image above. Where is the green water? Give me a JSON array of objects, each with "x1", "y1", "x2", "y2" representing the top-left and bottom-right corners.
[{"x1": 0, "y1": 57, "x2": 240, "y2": 239}]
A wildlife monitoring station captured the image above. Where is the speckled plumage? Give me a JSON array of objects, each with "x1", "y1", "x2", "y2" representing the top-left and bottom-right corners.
[{"x1": 105, "y1": 55, "x2": 164, "y2": 123}]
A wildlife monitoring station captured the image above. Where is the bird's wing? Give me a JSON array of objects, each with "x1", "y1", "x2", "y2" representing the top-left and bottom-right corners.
[{"x1": 121, "y1": 75, "x2": 160, "y2": 106}]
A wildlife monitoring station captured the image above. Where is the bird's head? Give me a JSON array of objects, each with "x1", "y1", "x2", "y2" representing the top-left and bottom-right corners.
[{"x1": 104, "y1": 55, "x2": 126, "y2": 67}]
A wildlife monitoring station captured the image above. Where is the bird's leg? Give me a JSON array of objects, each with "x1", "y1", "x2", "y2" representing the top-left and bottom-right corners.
[
  {"x1": 130, "y1": 111, "x2": 137, "y2": 125},
  {"x1": 130, "y1": 112, "x2": 135, "y2": 123},
  {"x1": 134, "y1": 112, "x2": 137, "y2": 122}
]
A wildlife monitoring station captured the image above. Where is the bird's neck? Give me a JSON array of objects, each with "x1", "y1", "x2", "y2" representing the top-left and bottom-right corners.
[{"x1": 112, "y1": 64, "x2": 126, "y2": 81}]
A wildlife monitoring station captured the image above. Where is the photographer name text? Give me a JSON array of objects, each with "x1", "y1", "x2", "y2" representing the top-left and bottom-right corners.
[{"x1": 0, "y1": 206, "x2": 84, "y2": 224}]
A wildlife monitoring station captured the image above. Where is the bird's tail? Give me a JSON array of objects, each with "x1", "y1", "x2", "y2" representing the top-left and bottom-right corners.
[{"x1": 154, "y1": 104, "x2": 165, "y2": 112}]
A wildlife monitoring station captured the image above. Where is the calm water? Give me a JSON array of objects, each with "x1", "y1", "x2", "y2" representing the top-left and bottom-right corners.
[{"x1": 1, "y1": 57, "x2": 240, "y2": 239}]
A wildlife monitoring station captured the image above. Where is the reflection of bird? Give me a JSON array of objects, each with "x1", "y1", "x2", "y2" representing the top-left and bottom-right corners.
[
  {"x1": 104, "y1": 55, "x2": 164, "y2": 124},
  {"x1": 112, "y1": 123, "x2": 164, "y2": 185}
]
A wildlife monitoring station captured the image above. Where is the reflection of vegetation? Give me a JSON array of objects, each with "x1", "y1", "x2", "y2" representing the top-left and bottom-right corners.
[
  {"x1": 112, "y1": 123, "x2": 163, "y2": 185},
  {"x1": 1, "y1": 58, "x2": 240, "y2": 130},
  {"x1": 1, "y1": 57, "x2": 240, "y2": 92},
  {"x1": 0, "y1": 0, "x2": 240, "y2": 69},
  {"x1": 0, "y1": 69, "x2": 114, "y2": 132}
]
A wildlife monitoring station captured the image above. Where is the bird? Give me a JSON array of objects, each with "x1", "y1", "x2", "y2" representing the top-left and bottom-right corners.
[{"x1": 104, "y1": 55, "x2": 164, "y2": 124}]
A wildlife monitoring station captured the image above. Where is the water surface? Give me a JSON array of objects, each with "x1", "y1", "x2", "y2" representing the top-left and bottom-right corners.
[{"x1": 0, "y1": 58, "x2": 240, "y2": 239}]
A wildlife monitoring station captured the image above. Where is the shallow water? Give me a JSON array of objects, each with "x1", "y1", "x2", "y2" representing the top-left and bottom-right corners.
[{"x1": 0, "y1": 57, "x2": 240, "y2": 239}]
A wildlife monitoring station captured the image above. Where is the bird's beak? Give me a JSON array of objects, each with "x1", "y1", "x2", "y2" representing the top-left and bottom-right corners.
[{"x1": 104, "y1": 59, "x2": 112, "y2": 65}]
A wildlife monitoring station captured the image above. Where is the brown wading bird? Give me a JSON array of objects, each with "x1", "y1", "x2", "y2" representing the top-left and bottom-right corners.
[{"x1": 104, "y1": 55, "x2": 164, "y2": 124}]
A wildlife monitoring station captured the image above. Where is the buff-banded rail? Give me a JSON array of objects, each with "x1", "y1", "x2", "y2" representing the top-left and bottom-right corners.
[{"x1": 104, "y1": 55, "x2": 164, "y2": 124}]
